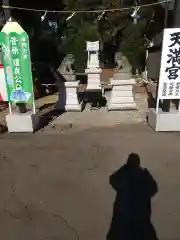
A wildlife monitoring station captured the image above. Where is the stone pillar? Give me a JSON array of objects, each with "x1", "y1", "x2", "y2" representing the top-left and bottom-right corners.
[
  {"x1": 85, "y1": 69, "x2": 102, "y2": 90},
  {"x1": 85, "y1": 41, "x2": 102, "y2": 90},
  {"x1": 57, "y1": 55, "x2": 82, "y2": 112},
  {"x1": 64, "y1": 81, "x2": 82, "y2": 111}
]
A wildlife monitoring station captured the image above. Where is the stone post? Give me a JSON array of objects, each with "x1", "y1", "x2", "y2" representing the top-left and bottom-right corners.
[
  {"x1": 57, "y1": 54, "x2": 82, "y2": 111},
  {"x1": 106, "y1": 56, "x2": 136, "y2": 110},
  {"x1": 85, "y1": 41, "x2": 102, "y2": 90}
]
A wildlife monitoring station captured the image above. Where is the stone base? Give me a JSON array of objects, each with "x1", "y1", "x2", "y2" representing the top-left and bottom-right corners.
[
  {"x1": 6, "y1": 112, "x2": 40, "y2": 133},
  {"x1": 56, "y1": 81, "x2": 82, "y2": 112},
  {"x1": 111, "y1": 79, "x2": 135, "y2": 85},
  {"x1": 65, "y1": 81, "x2": 82, "y2": 111},
  {"x1": 107, "y1": 78, "x2": 136, "y2": 111},
  {"x1": 65, "y1": 103, "x2": 82, "y2": 111},
  {"x1": 86, "y1": 83, "x2": 101, "y2": 90},
  {"x1": 85, "y1": 68, "x2": 102, "y2": 74},
  {"x1": 85, "y1": 68, "x2": 102, "y2": 90},
  {"x1": 107, "y1": 102, "x2": 136, "y2": 111},
  {"x1": 148, "y1": 108, "x2": 180, "y2": 131}
]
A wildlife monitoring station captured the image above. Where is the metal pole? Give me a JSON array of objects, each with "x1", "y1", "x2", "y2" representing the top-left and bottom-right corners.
[
  {"x1": 8, "y1": 103, "x2": 12, "y2": 115},
  {"x1": 3, "y1": 0, "x2": 10, "y2": 22},
  {"x1": 164, "y1": 0, "x2": 169, "y2": 29},
  {"x1": 174, "y1": 0, "x2": 180, "y2": 27},
  {"x1": 173, "y1": 0, "x2": 180, "y2": 110},
  {"x1": 160, "y1": 0, "x2": 169, "y2": 110},
  {"x1": 144, "y1": 49, "x2": 148, "y2": 83}
]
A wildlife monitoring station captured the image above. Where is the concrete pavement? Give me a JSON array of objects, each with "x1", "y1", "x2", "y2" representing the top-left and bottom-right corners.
[{"x1": 0, "y1": 123, "x2": 180, "y2": 240}]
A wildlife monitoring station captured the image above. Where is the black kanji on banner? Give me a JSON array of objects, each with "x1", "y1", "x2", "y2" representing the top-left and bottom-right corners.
[
  {"x1": 169, "y1": 32, "x2": 180, "y2": 47},
  {"x1": 165, "y1": 64, "x2": 180, "y2": 80},
  {"x1": 175, "y1": 82, "x2": 180, "y2": 96},
  {"x1": 165, "y1": 32, "x2": 180, "y2": 81},
  {"x1": 162, "y1": 31, "x2": 180, "y2": 97},
  {"x1": 162, "y1": 82, "x2": 168, "y2": 96},
  {"x1": 167, "y1": 48, "x2": 180, "y2": 64}
]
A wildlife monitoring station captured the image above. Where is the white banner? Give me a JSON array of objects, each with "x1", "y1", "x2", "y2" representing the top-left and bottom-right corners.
[{"x1": 158, "y1": 28, "x2": 180, "y2": 99}]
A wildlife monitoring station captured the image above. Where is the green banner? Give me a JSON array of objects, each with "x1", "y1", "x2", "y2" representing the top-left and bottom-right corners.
[{"x1": 1, "y1": 29, "x2": 33, "y2": 104}]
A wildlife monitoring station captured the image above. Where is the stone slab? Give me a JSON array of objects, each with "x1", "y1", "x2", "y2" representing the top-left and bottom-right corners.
[
  {"x1": 112, "y1": 85, "x2": 133, "y2": 91},
  {"x1": 6, "y1": 112, "x2": 40, "y2": 133},
  {"x1": 87, "y1": 79, "x2": 101, "y2": 83},
  {"x1": 65, "y1": 103, "x2": 82, "y2": 112},
  {"x1": 148, "y1": 108, "x2": 180, "y2": 131},
  {"x1": 85, "y1": 68, "x2": 102, "y2": 74},
  {"x1": 87, "y1": 74, "x2": 101, "y2": 80},
  {"x1": 65, "y1": 81, "x2": 79, "y2": 87},
  {"x1": 111, "y1": 91, "x2": 133, "y2": 97},
  {"x1": 86, "y1": 85, "x2": 102, "y2": 90},
  {"x1": 107, "y1": 102, "x2": 136, "y2": 111},
  {"x1": 110, "y1": 79, "x2": 136, "y2": 85},
  {"x1": 109, "y1": 96, "x2": 135, "y2": 104}
]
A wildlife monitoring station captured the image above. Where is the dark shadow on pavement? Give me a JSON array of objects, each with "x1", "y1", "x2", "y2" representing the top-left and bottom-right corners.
[
  {"x1": 107, "y1": 153, "x2": 158, "y2": 240},
  {"x1": 172, "y1": 99, "x2": 180, "y2": 111},
  {"x1": 145, "y1": 84, "x2": 157, "y2": 109},
  {"x1": 147, "y1": 91, "x2": 157, "y2": 109},
  {"x1": 39, "y1": 103, "x2": 56, "y2": 112},
  {"x1": 0, "y1": 123, "x2": 8, "y2": 134},
  {"x1": 0, "y1": 102, "x2": 8, "y2": 112},
  {"x1": 37, "y1": 109, "x2": 65, "y2": 132}
]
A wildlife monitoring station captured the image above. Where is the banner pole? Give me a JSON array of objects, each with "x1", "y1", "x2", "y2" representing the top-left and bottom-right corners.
[
  {"x1": 156, "y1": 97, "x2": 159, "y2": 113},
  {"x1": 32, "y1": 96, "x2": 36, "y2": 114},
  {"x1": 178, "y1": 100, "x2": 180, "y2": 112},
  {"x1": 8, "y1": 103, "x2": 11, "y2": 115}
]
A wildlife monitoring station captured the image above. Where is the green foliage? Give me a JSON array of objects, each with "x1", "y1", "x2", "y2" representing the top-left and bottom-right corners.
[
  {"x1": 59, "y1": 0, "x2": 153, "y2": 72},
  {"x1": 59, "y1": 0, "x2": 101, "y2": 71},
  {"x1": 120, "y1": 7, "x2": 152, "y2": 72}
]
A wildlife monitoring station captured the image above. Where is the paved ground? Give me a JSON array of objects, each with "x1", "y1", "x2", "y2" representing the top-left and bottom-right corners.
[
  {"x1": 1, "y1": 83, "x2": 180, "y2": 240},
  {"x1": 0, "y1": 123, "x2": 180, "y2": 240},
  {"x1": 39, "y1": 83, "x2": 148, "y2": 133}
]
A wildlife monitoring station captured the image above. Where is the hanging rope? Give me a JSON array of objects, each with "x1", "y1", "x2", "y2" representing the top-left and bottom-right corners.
[{"x1": 2, "y1": 0, "x2": 174, "y2": 13}]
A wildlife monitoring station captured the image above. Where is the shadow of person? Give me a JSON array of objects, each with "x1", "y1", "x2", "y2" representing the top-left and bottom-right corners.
[{"x1": 107, "y1": 153, "x2": 158, "y2": 240}]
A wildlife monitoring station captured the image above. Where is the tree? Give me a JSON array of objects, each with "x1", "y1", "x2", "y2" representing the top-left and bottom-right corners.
[
  {"x1": 10, "y1": 0, "x2": 159, "y2": 73},
  {"x1": 120, "y1": 6, "x2": 153, "y2": 73},
  {"x1": 59, "y1": 0, "x2": 155, "y2": 71},
  {"x1": 59, "y1": 0, "x2": 100, "y2": 71}
]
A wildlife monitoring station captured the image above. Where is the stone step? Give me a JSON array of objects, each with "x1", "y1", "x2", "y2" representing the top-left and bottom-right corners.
[
  {"x1": 108, "y1": 96, "x2": 135, "y2": 104},
  {"x1": 110, "y1": 91, "x2": 133, "y2": 97},
  {"x1": 88, "y1": 78, "x2": 101, "y2": 82},
  {"x1": 65, "y1": 104, "x2": 82, "y2": 111},
  {"x1": 86, "y1": 84, "x2": 102, "y2": 90},
  {"x1": 110, "y1": 85, "x2": 133, "y2": 91},
  {"x1": 85, "y1": 68, "x2": 102, "y2": 74},
  {"x1": 107, "y1": 103, "x2": 136, "y2": 110},
  {"x1": 65, "y1": 81, "x2": 79, "y2": 87},
  {"x1": 66, "y1": 88, "x2": 78, "y2": 94},
  {"x1": 110, "y1": 79, "x2": 135, "y2": 85}
]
